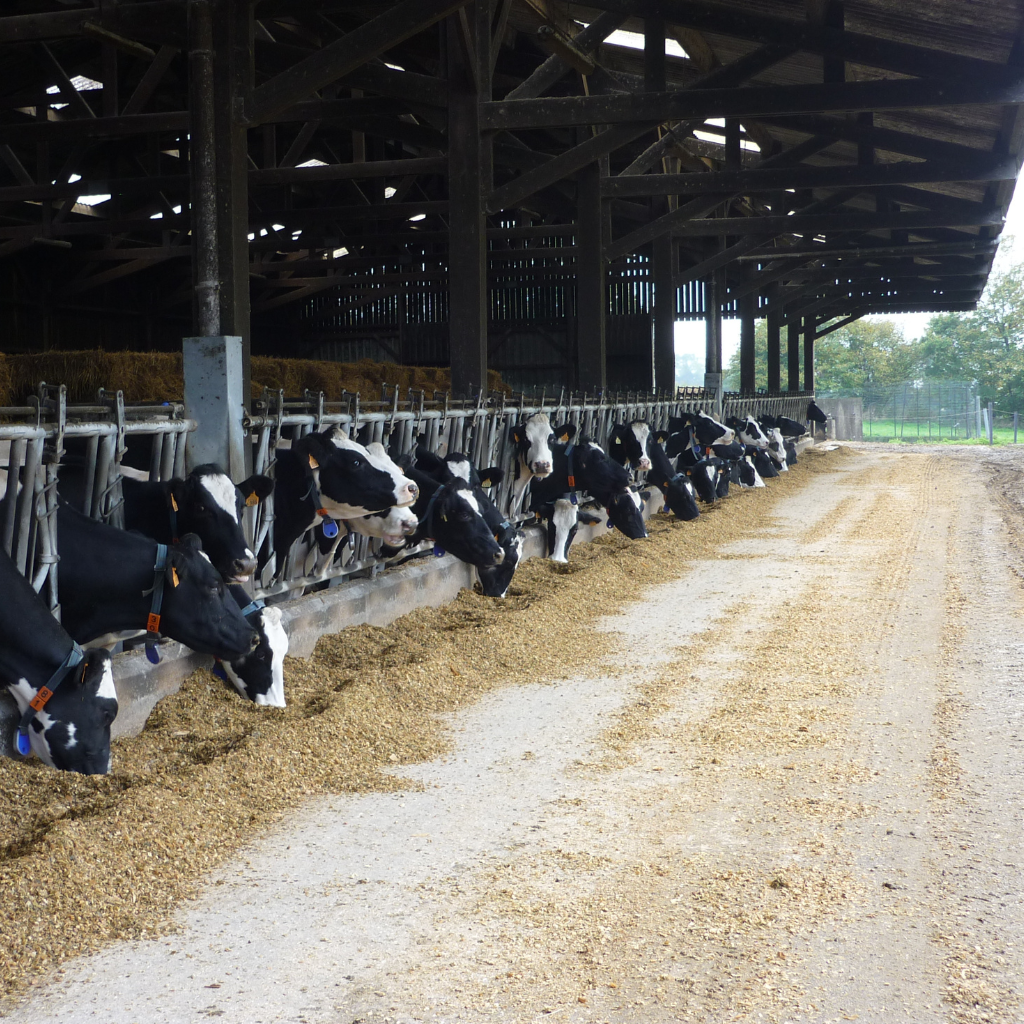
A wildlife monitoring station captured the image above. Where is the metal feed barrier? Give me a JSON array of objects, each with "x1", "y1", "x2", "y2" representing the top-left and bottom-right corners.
[{"x1": 1, "y1": 382, "x2": 810, "y2": 613}]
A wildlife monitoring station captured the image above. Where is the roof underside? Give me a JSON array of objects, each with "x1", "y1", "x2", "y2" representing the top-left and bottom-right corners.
[{"x1": 0, "y1": 0, "x2": 1022, "y2": 359}]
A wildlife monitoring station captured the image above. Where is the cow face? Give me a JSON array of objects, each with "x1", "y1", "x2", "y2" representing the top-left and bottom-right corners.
[
  {"x1": 426, "y1": 480, "x2": 505, "y2": 569},
  {"x1": 692, "y1": 411, "x2": 734, "y2": 447},
  {"x1": 662, "y1": 473, "x2": 700, "y2": 520},
  {"x1": 509, "y1": 412, "x2": 556, "y2": 478},
  {"x1": 778, "y1": 416, "x2": 807, "y2": 439},
  {"x1": 784, "y1": 441, "x2": 798, "y2": 465},
  {"x1": 752, "y1": 448, "x2": 779, "y2": 478},
  {"x1": 478, "y1": 528, "x2": 524, "y2": 596},
  {"x1": 348, "y1": 505, "x2": 419, "y2": 547},
  {"x1": 218, "y1": 593, "x2": 288, "y2": 708},
  {"x1": 296, "y1": 428, "x2": 415, "y2": 518},
  {"x1": 8, "y1": 648, "x2": 117, "y2": 774},
  {"x1": 766, "y1": 427, "x2": 788, "y2": 468},
  {"x1": 167, "y1": 466, "x2": 273, "y2": 582},
  {"x1": 608, "y1": 421, "x2": 652, "y2": 471},
  {"x1": 684, "y1": 459, "x2": 720, "y2": 503},
  {"x1": 163, "y1": 535, "x2": 258, "y2": 660},
  {"x1": 727, "y1": 415, "x2": 769, "y2": 449},
  {"x1": 605, "y1": 489, "x2": 647, "y2": 539}
]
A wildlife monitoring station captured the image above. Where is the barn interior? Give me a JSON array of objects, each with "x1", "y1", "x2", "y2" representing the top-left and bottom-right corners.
[{"x1": 0, "y1": 0, "x2": 1021, "y2": 401}]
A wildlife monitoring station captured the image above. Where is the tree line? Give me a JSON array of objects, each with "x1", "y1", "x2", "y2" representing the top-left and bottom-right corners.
[{"x1": 720, "y1": 240, "x2": 1024, "y2": 410}]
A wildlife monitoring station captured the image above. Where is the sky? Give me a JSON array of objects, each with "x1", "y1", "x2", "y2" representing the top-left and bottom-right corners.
[{"x1": 674, "y1": 181, "x2": 1024, "y2": 371}]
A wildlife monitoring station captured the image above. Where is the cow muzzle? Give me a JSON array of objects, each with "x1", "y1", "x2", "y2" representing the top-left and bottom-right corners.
[
  {"x1": 638, "y1": 456, "x2": 652, "y2": 471},
  {"x1": 531, "y1": 460, "x2": 552, "y2": 477},
  {"x1": 230, "y1": 556, "x2": 258, "y2": 581}
]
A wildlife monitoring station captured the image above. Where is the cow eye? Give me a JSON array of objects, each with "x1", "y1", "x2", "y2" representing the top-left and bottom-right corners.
[
  {"x1": 351, "y1": 457, "x2": 361, "y2": 468},
  {"x1": 456, "y1": 510, "x2": 473, "y2": 522}
]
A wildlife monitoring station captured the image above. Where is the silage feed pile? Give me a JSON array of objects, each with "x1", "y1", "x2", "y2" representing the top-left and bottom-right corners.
[
  {"x1": 0, "y1": 352, "x2": 510, "y2": 407},
  {"x1": 0, "y1": 447, "x2": 846, "y2": 1004}
]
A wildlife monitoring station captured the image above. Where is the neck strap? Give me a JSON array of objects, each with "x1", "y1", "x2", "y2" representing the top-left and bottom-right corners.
[{"x1": 16, "y1": 643, "x2": 86, "y2": 756}]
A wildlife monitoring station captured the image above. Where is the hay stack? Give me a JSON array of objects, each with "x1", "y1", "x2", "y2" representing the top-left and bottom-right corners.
[{"x1": 0, "y1": 351, "x2": 510, "y2": 407}]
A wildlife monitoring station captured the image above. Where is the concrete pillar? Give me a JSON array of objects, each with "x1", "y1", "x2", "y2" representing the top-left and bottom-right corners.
[{"x1": 183, "y1": 335, "x2": 246, "y2": 480}]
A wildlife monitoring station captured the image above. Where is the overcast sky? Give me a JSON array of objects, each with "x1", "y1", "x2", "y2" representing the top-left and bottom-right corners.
[{"x1": 675, "y1": 182, "x2": 1024, "y2": 368}]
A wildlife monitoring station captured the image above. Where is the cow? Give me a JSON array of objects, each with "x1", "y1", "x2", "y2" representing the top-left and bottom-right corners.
[
  {"x1": 57, "y1": 503, "x2": 257, "y2": 660},
  {"x1": 508, "y1": 412, "x2": 558, "y2": 510},
  {"x1": 784, "y1": 440, "x2": 799, "y2": 465},
  {"x1": 1, "y1": 548, "x2": 117, "y2": 774},
  {"x1": 529, "y1": 427, "x2": 647, "y2": 562},
  {"x1": 269, "y1": 427, "x2": 418, "y2": 578},
  {"x1": 777, "y1": 416, "x2": 808, "y2": 439},
  {"x1": 807, "y1": 400, "x2": 829, "y2": 438},
  {"x1": 763, "y1": 424, "x2": 789, "y2": 471},
  {"x1": 212, "y1": 586, "x2": 288, "y2": 707},
  {"x1": 58, "y1": 461, "x2": 273, "y2": 584},
  {"x1": 751, "y1": 447, "x2": 779, "y2": 479},
  {"x1": 726, "y1": 414, "x2": 770, "y2": 449},
  {"x1": 610, "y1": 428, "x2": 699, "y2": 522},
  {"x1": 607, "y1": 420, "x2": 652, "y2": 472},
  {"x1": 668, "y1": 410, "x2": 735, "y2": 449}
]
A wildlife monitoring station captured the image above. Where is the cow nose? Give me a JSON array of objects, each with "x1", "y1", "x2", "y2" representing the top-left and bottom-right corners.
[
  {"x1": 407, "y1": 481, "x2": 419, "y2": 499},
  {"x1": 232, "y1": 557, "x2": 258, "y2": 579},
  {"x1": 248, "y1": 629, "x2": 259, "y2": 653},
  {"x1": 533, "y1": 460, "x2": 551, "y2": 475},
  {"x1": 493, "y1": 548, "x2": 505, "y2": 564},
  {"x1": 639, "y1": 457, "x2": 652, "y2": 470}
]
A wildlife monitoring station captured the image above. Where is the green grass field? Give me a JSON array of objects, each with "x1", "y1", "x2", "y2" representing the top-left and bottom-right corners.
[{"x1": 862, "y1": 418, "x2": 1021, "y2": 444}]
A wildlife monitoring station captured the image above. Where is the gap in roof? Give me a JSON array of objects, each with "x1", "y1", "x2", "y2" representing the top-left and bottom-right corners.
[
  {"x1": 577, "y1": 23, "x2": 687, "y2": 58},
  {"x1": 46, "y1": 76, "x2": 102, "y2": 94},
  {"x1": 296, "y1": 158, "x2": 327, "y2": 167}
]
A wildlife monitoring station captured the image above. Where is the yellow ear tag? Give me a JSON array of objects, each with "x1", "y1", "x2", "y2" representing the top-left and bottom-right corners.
[
  {"x1": 480, "y1": 477, "x2": 492, "y2": 488},
  {"x1": 614, "y1": 437, "x2": 621, "y2": 444},
  {"x1": 245, "y1": 491, "x2": 259, "y2": 507},
  {"x1": 560, "y1": 433, "x2": 570, "y2": 442},
  {"x1": 171, "y1": 567, "x2": 180, "y2": 588},
  {"x1": 308, "y1": 454, "x2": 319, "y2": 470},
  {"x1": 170, "y1": 495, "x2": 178, "y2": 512}
]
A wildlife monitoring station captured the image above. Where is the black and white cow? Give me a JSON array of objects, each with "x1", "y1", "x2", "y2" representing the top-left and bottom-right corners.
[
  {"x1": 530, "y1": 427, "x2": 647, "y2": 562},
  {"x1": 751, "y1": 447, "x2": 779, "y2": 479},
  {"x1": 784, "y1": 440, "x2": 799, "y2": 465},
  {"x1": 59, "y1": 461, "x2": 273, "y2": 584},
  {"x1": 668, "y1": 411, "x2": 736, "y2": 450},
  {"x1": 726, "y1": 414, "x2": 770, "y2": 449},
  {"x1": 57, "y1": 503, "x2": 257, "y2": 660},
  {"x1": 807, "y1": 400, "x2": 829, "y2": 437},
  {"x1": 607, "y1": 420, "x2": 652, "y2": 472},
  {"x1": 610, "y1": 428, "x2": 699, "y2": 521},
  {"x1": 1, "y1": 548, "x2": 117, "y2": 774},
  {"x1": 776, "y1": 416, "x2": 808, "y2": 439},
  {"x1": 417, "y1": 451, "x2": 524, "y2": 598},
  {"x1": 213, "y1": 586, "x2": 288, "y2": 707},
  {"x1": 270, "y1": 427, "x2": 418, "y2": 577},
  {"x1": 508, "y1": 412, "x2": 557, "y2": 510}
]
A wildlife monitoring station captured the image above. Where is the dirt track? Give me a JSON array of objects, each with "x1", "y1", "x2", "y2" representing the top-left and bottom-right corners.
[{"x1": 4, "y1": 444, "x2": 1024, "y2": 1023}]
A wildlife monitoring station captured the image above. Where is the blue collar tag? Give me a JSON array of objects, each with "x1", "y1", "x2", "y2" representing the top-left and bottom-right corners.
[
  {"x1": 212, "y1": 660, "x2": 227, "y2": 682},
  {"x1": 146, "y1": 643, "x2": 161, "y2": 665},
  {"x1": 15, "y1": 731, "x2": 30, "y2": 756},
  {"x1": 606, "y1": 517, "x2": 614, "y2": 529},
  {"x1": 570, "y1": 493, "x2": 578, "y2": 505},
  {"x1": 433, "y1": 544, "x2": 445, "y2": 557},
  {"x1": 322, "y1": 518, "x2": 339, "y2": 539}
]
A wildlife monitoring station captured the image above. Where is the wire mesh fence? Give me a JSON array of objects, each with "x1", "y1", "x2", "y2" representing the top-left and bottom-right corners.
[{"x1": 858, "y1": 381, "x2": 981, "y2": 441}]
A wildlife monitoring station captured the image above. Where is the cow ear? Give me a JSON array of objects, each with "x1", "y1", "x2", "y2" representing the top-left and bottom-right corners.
[
  {"x1": 555, "y1": 423, "x2": 577, "y2": 442},
  {"x1": 479, "y1": 467, "x2": 503, "y2": 487},
  {"x1": 654, "y1": 430, "x2": 669, "y2": 444},
  {"x1": 297, "y1": 433, "x2": 334, "y2": 472},
  {"x1": 508, "y1": 426, "x2": 522, "y2": 443},
  {"x1": 238, "y1": 474, "x2": 274, "y2": 505}
]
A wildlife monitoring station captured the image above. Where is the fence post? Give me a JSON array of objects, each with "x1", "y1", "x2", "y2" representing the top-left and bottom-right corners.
[
  {"x1": 976, "y1": 395, "x2": 983, "y2": 439},
  {"x1": 1015, "y1": 411, "x2": 1019, "y2": 444},
  {"x1": 988, "y1": 402, "x2": 995, "y2": 445}
]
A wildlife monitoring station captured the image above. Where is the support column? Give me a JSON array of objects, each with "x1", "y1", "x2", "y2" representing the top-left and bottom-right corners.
[
  {"x1": 766, "y1": 281, "x2": 781, "y2": 393},
  {"x1": 739, "y1": 286, "x2": 756, "y2": 394},
  {"x1": 704, "y1": 266, "x2": 723, "y2": 408},
  {"x1": 212, "y1": 0, "x2": 252, "y2": 407},
  {"x1": 577, "y1": 159, "x2": 607, "y2": 391},
  {"x1": 447, "y1": 6, "x2": 489, "y2": 397},
  {"x1": 804, "y1": 315, "x2": 815, "y2": 392},
  {"x1": 787, "y1": 319, "x2": 801, "y2": 391},
  {"x1": 646, "y1": 16, "x2": 675, "y2": 395}
]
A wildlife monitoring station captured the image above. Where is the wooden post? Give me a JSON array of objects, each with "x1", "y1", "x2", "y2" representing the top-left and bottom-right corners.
[
  {"x1": 766, "y1": 281, "x2": 781, "y2": 393},
  {"x1": 803, "y1": 314, "x2": 815, "y2": 392},
  {"x1": 212, "y1": 0, "x2": 253, "y2": 407},
  {"x1": 447, "y1": 5, "x2": 489, "y2": 397},
  {"x1": 1014, "y1": 410, "x2": 1018, "y2": 443},
  {"x1": 787, "y1": 318, "x2": 801, "y2": 392},
  {"x1": 739, "y1": 286, "x2": 756, "y2": 394},
  {"x1": 577, "y1": 158, "x2": 607, "y2": 391}
]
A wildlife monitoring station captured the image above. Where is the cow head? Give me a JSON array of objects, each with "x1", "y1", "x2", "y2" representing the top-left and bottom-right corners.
[
  {"x1": 8, "y1": 648, "x2": 117, "y2": 774},
  {"x1": 294, "y1": 428, "x2": 417, "y2": 518},
  {"x1": 217, "y1": 589, "x2": 288, "y2": 708},
  {"x1": 509, "y1": 412, "x2": 556, "y2": 478},
  {"x1": 605, "y1": 488, "x2": 647, "y2": 539},
  {"x1": 478, "y1": 527, "x2": 525, "y2": 597},
  {"x1": 348, "y1": 505, "x2": 420, "y2": 547},
  {"x1": 162, "y1": 535, "x2": 258, "y2": 660},
  {"x1": 765, "y1": 426, "x2": 788, "y2": 467},
  {"x1": 166, "y1": 466, "x2": 273, "y2": 582},
  {"x1": 608, "y1": 420, "x2": 652, "y2": 471},
  {"x1": 681, "y1": 459, "x2": 719, "y2": 503},
  {"x1": 422, "y1": 479, "x2": 505, "y2": 569},
  {"x1": 726, "y1": 415, "x2": 769, "y2": 449},
  {"x1": 752, "y1": 448, "x2": 779, "y2": 478}
]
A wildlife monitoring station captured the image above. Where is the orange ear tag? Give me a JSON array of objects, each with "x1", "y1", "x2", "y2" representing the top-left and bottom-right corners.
[
  {"x1": 170, "y1": 495, "x2": 179, "y2": 512},
  {"x1": 245, "y1": 491, "x2": 259, "y2": 507},
  {"x1": 560, "y1": 433, "x2": 570, "y2": 442},
  {"x1": 308, "y1": 454, "x2": 319, "y2": 470},
  {"x1": 171, "y1": 567, "x2": 180, "y2": 588}
]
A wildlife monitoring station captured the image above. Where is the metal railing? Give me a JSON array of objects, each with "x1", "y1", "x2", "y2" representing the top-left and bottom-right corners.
[
  {"x1": 0, "y1": 383, "x2": 195, "y2": 614},
  {"x1": 2, "y1": 381, "x2": 797, "y2": 611}
]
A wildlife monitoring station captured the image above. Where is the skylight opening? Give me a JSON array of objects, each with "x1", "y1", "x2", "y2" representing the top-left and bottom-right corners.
[
  {"x1": 332, "y1": 247, "x2": 349, "y2": 258},
  {"x1": 76, "y1": 194, "x2": 110, "y2": 206},
  {"x1": 296, "y1": 158, "x2": 327, "y2": 167},
  {"x1": 408, "y1": 213, "x2": 426, "y2": 222},
  {"x1": 384, "y1": 186, "x2": 397, "y2": 198},
  {"x1": 593, "y1": 26, "x2": 688, "y2": 58}
]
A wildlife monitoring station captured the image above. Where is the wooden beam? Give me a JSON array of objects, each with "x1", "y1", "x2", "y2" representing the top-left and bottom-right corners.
[
  {"x1": 481, "y1": 77, "x2": 1024, "y2": 131},
  {"x1": 0, "y1": 3, "x2": 183, "y2": 43},
  {"x1": 0, "y1": 111, "x2": 189, "y2": 144},
  {"x1": 603, "y1": 157, "x2": 1017, "y2": 198},
  {"x1": 814, "y1": 313, "x2": 862, "y2": 340},
  {"x1": 248, "y1": 0, "x2": 471, "y2": 125}
]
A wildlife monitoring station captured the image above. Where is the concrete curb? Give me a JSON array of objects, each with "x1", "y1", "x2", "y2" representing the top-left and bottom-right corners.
[{"x1": 0, "y1": 496, "x2": 656, "y2": 752}]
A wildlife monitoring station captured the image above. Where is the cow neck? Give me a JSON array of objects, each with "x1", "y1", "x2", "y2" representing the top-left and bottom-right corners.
[
  {"x1": 561, "y1": 442, "x2": 578, "y2": 504},
  {"x1": 144, "y1": 544, "x2": 169, "y2": 663},
  {"x1": 15, "y1": 642, "x2": 85, "y2": 757},
  {"x1": 301, "y1": 470, "x2": 339, "y2": 539},
  {"x1": 419, "y1": 484, "x2": 442, "y2": 539}
]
